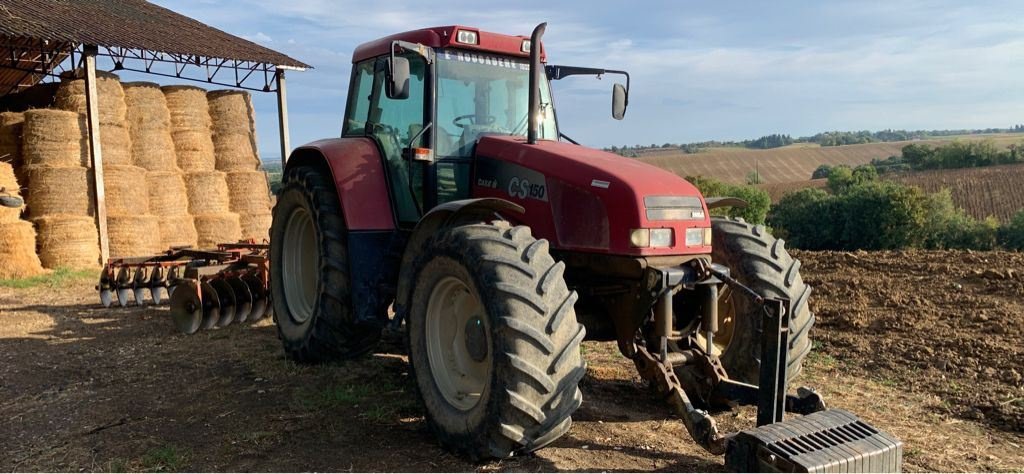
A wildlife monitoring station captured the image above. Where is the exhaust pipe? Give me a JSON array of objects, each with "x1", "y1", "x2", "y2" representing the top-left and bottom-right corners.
[{"x1": 527, "y1": 22, "x2": 546, "y2": 145}]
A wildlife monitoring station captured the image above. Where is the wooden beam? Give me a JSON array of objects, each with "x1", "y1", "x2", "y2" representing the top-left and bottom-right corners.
[
  {"x1": 84, "y1": 45, "x2": 110, "y2": 264},
  {"x1": 276, "y1": 69, "x2": 290, "y2": 168}
]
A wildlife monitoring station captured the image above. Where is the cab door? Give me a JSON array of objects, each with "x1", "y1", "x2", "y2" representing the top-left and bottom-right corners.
[{"x1": 342, "y1": 53, "x2": 429, "y2": 227}]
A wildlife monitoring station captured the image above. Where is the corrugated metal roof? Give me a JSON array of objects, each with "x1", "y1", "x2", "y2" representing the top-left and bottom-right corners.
[{"x1": 0, "y1": 0, "x2": 309, "y2": 68}]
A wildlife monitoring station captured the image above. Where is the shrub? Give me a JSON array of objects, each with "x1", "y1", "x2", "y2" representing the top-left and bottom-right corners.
[
  {"x1": 1001, "y1": 210, "x2": 1024, "y2": 250},
  {"x1": 768, "y1": 188, "x2": 837, "y2": 249},
  {"x1": 811, "y1": 164, "x2": 832, "y2": 180},
  {"x1": 687, "y1": 175, "x2": 771, "y2": 225}
]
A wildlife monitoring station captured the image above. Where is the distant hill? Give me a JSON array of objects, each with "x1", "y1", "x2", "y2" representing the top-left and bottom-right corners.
[{"x1": 639, "y1": 133, "x2": 1024, "y2": 185}]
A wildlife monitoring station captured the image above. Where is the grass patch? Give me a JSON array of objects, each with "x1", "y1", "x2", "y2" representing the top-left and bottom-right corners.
[
  {"x1": 140, "y1": 445, "x2": 189, "y2": 472},
  {"x1": 0, "y1": 267, "x2": 96, "y2": 289},
  {"x1": 297, "y1": 384, "x2": 373, "y2": 410}
]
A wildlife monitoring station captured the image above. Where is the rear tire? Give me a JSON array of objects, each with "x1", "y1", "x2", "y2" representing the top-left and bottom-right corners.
[
  {"x1": 407, "y1": 222, "x2": 586, "y2": 460},
  {"x1": 707, "y1": 217, "x2": 814, "y2": 386},
  {"x1": 270, "y1": 166, "x2": 381, "y2": 363}
]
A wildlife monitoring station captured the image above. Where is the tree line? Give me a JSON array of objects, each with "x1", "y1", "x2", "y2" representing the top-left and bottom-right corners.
[
  {"x1": 813, "y1": 140, "x2": 1023, "y2": 178},
  {"x1": 606, "y1": 125, "x2": 1024, "y2": 156}
]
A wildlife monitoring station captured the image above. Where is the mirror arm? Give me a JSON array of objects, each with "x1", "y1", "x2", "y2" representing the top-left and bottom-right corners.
[{"x1": 559, "y1": 132, "x2": 580, "y2": 145}]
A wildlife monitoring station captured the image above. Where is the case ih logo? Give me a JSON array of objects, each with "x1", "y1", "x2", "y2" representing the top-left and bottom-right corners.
[{"x1": 508, "y1": 177, "x2": 546, "y2": 201}]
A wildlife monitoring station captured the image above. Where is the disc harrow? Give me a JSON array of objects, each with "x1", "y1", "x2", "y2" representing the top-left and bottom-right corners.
[{"x1": 97, "y1": 242, "x2": 270, "y2": 334}]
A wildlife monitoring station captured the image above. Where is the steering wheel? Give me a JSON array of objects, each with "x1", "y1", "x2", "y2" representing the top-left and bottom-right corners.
[{"x1": 453, "y1": 114, "x2": 496, "y2": 129}]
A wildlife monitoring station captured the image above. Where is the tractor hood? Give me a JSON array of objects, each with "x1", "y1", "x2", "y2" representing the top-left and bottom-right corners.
[{"x1": 472, "y1": 136, "x2": 712, "y2": 256}]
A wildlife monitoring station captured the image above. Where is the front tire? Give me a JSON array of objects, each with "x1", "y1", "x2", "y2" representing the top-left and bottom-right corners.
[
  {"x1": 705, "y1": 217, "x2": 814, "y2": 386},
  {"x1": 270, "y1": 166, "x2": 381, "y2": 363},
  {"x1": 407, "y1": 222, "x2": 586, "y2": 460}
]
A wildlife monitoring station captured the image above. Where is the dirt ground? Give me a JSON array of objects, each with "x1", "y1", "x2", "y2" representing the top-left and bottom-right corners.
[{"x1": 1, "y1": 250, "x2": 1023, "y2": 472}]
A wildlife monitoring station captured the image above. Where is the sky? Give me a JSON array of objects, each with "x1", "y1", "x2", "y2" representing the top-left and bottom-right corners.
[{"x1": 133, "y1": 0, "x2": 1024, "y2": 159}]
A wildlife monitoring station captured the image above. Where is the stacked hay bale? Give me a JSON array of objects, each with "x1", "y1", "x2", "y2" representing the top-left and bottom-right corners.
[
  {"x1": 54, "y1": 70, "x2": 133, "y2": 166},
  {"x1": 0, "y1": 160, "x2": 45, "y2": 279},
  {"x1": 208, "y1": 90, "x2": 271, "y2": 241},
  {"x1": 0, "y1": 112, "x2": 26, "y2": 186},
  {"x1": 124, "y1": 82, "x2": 197, "y2": 249},
  {"x1": 164, "y1": 85, "x2": 240, "y2": 247},
  {"x1": 21, "y1": 109, "x2": 99, "y2": 269}
]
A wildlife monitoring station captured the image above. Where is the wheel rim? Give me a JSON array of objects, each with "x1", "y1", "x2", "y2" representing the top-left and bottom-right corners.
[
  {"x1": 425, "y1": 275, "x2": 490, "y2": 411},
  {"x1": 698, "y1": 286, "x2": 737, "y2": 356},
  {"x1": 281, "y1": 207, "x2": 318, "y2": 324}
]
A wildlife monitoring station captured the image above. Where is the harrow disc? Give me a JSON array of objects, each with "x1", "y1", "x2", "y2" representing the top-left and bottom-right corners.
[
  {"x1": 199, "y1": 281, "x2": 221, "y2": 330},
  {"x1": 226, "y1": 277, "x2": 253, "y2": 323},
  {"x1": 242, "y1": 274, "x2": 268, "y2": 322},
  {"x1": 115, "y1": 267, "x2": 132, "y2": 307},
  {"x1": 132, "y1": 267, "x2": 149, "y2": 306},
  {"x1": 99, "y1": 289, "x2": 113, "y2": 308},
  {"x1": 149, "y1": 267, "x2": 168, "y2": 305},
  {"x1": 210, "y1": 279, "x2": 236, "y2": 327},
  {"x1": 170, "y1": 280, "x2": 203, "y2": 335}
]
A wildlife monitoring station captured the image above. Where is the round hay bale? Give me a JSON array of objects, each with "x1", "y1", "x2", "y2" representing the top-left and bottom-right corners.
[
  {"x1": 124, "y1": 82, "x2": 171, "y2": 130},
  {"x1": 0, "y1": 161, "x2": 25, "y2": 223},
  {"x1": 239, "y1": 211, "x2": 272, "y2": 241},
  {"x1": 184, "y1": 171, "x2": 230, "y2": 214},
  {"x1": 103, "y1": 165, "x2": 150, "y2": 215},
  {"x1": 25, "y1": 165, "x2": 95, "y2": 218},
  {"x1": 99, "y1": 123, "x2": 133, "y2": 166},
  {"x1": 131, "y1": 129, "x2": 178, "y2": 171},
  {"x1": 22, "y1": 109, "x2": 89, "y2": 167},
  {"x1": 107, "y1": 214, "x2": 162, "y2": 258},
  {"x1": 53, "y1": 71, "x2": 127, "y2": 126},
  {"x1": 146, "y1": 171, "x2": 189, "y2": 217},
  {"x1": 162, "y1": 85, "x2": 211, "y2": 132},
  {"x1": 193, "y1": 213, "x2": 241, "y2": 248},
  {"x1": 212, "y1": 131, "x2": 259, "y2": 171},
  {"x1": 158, "y1": 214, "x2": 198, "y2": 249},
  {"x1": 32, "y1": 215, "x2": 100, "y2": 269},
  {"x1": 0, "y1": 111, "x2": 24, "y2": 165},
  {"x1": 170, "y1": 130, "x2": 215, "y2": 171},
  {"x1": 207, "y1": 90, "x2": 255, "y2": 134},
  {"x1": 225, "y1": 170, "x2": 271, "y2": 214},
  {"x1": 174, "y1": 149, "x2": 216, "y2": 172},
  {"x1": 0, "y1": 220, "x2": 46, "y2": 278}
]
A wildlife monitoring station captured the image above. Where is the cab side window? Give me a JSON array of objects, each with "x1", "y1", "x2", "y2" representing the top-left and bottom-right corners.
[{"x1": 342, "y1": 60, "x2": 374, "y2": 137}]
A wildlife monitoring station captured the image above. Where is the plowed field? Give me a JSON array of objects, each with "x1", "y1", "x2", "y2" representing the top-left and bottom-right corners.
[{"x1": 1, "y1": 250, "x2": 1022, "y2": 472}]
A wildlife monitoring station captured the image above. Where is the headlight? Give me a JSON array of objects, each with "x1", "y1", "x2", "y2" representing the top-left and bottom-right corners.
[
  {"x1": 630, "y1": 228, "x2": 674, "y2": 248},
  {"x1": 704, "y1": 227, "x2": 713, "y2": 246}
]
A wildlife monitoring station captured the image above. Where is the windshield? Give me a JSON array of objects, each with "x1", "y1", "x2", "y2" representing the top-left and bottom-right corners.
[{"x1": 435, "y1": 49, "x2": 557, "y2": 158}]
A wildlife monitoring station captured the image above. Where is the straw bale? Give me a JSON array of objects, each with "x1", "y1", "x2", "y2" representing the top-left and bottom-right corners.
[
  {"x1": 103, "y1": 165, "x2": 150, "y2": 215},
  {"x1": 145, "y1": 171, "x2": 189, "y2": 217},
  {"x1": 32, "y1": 215, "x2": 100, "y2": 269},
  {"x1": 53, "y1": 71, "x2": 127, "y2": 125},
  {"x1": 170, "y1": 130, "x2": 215, "y2": 171},
  {"x1": 193, "y1": 213, "x2": 241, "y2": 248},
  {"x1": 158, "y1": 214, "x2": 198, "y2": 249},
  {"x1": 24, "y1": 166, "x2": 95, "y2": 218},
  {"x1": 162, "y1": 85, "x2": 212, "y2": 132},
  {"x1": 225, "y1": 170, "x2": 271, "y2": 214},
  {"x1": 0, "y1": 221, "x2": 46, "y2": 278},
  {"x1": 21, "y1": 109, "x2": 89, "y2": 167},
  {"x1": 212, "y1": 131, "x2": 259, "y2": 171},
  {"x1": 124, "y1": 82, "x2": 172, "y2": 130},
  {"x1": 107, "y1": 214, "x2": 162, "y2": 257},
  {"x1": 184, "y1": 171, "x2": 230, "y2": 214},
  {"x1": 99, "y1": 123, "x2": 133, "y2": 166},
  {"x1": 0, "y1": 162, "x2": 24, "y2": 223},
  {"x1": 207, "y1": 90, "x2": 255, "y2": 134},
  {"x1": 239, "y1": 211, "x2": 272, "y2": 242},
  {"x1": 0, "y1": 112, "x2": 24, "y2": 166},
  {"x1": 131, "y1": 128, "x2": 178, "y2": 171}
]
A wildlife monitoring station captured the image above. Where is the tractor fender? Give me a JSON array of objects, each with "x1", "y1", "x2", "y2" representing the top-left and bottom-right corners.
[
  {"x1": 284, "y1": 138, "x2": 396, "y2": 230},
  {"x1": 705, "y1": 196, "x2": 749, "y2": 210},
  {"x1": 393, "y1": 198, "x2": 525, "y2": 320}
]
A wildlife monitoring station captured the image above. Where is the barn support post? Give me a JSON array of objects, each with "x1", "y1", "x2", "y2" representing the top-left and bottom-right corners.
[
  {"x1": 276, "y1": 69, "x2": 290, "y2": 168},
  {"x1": 83, "y1": 45, "x2": 110, "y2": 264}
]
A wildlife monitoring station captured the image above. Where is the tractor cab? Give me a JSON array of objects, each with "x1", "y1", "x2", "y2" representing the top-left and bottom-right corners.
[{"x1": 340, "y1": 25, "x2": 627, "y2": 228}]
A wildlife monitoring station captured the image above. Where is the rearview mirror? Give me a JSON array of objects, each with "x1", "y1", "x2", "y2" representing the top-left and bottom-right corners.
[
  {"x1": 387, "y1": 56, "x2": 410, "y2": 100},
  {"x1": 612, "y1": 83, "x2": 627, "y2": 120}
]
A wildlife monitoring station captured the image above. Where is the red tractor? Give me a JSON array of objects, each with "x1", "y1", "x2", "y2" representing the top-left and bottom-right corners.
[{"x1": 271, "y1": 24, "x2": 901, "y2": 471}]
